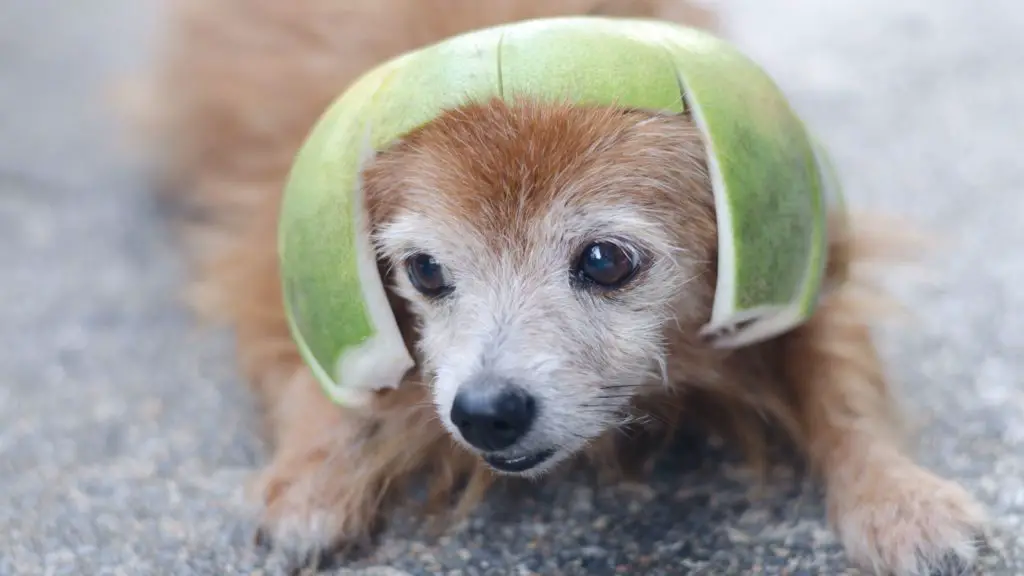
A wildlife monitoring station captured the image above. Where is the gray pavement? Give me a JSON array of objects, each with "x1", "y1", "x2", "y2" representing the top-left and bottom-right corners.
[{"x1": 1, "y1": 0, "x2": 1022, "y2": 574}]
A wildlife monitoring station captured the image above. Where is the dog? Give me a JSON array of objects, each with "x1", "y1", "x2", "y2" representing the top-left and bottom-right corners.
[{"x1": 125, "y1": 0, "x2": 988, "y2": 573}]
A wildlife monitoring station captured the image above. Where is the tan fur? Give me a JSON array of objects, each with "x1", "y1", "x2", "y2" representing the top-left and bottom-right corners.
[{"x1": 130, "y1": 1, "x2": 987, "y2": 574}]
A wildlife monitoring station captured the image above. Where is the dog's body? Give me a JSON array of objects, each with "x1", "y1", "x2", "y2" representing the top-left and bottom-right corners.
[{"x1": 132, "y1": 1, "x2": 987, "y2": 573}]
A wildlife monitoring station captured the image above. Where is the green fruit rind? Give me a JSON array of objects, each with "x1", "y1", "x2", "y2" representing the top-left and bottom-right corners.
[
  {"x1": 279, "y1": 60, "x2": 415, "y2": 407},
  {"x1": 279, "y1": 16, "x2": 837, "y2": 404},
  {"x1": 644, "y1": 23, "x2": 830, "y2": 347}
]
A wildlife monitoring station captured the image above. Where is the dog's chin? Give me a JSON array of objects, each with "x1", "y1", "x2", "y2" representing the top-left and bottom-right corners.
[
  {"x1": 483, "y1": 449, "x2": 555, "y2": 475},
  {"x1": 476, "y1": 446, "x2": 576, "y2": 478}
]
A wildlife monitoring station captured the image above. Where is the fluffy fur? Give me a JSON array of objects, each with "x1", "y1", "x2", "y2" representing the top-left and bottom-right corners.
[{"x1": 126, "y1": 1, "x2": 988, "y2": 574}]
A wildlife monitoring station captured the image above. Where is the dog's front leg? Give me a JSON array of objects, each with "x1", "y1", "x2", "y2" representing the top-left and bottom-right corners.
[
  {"x1": 247, "y1": 368, "x2": 462, "y2": 563},
  {"x1": 784, "y1": 290, "x2": 987, "y2": 576}
]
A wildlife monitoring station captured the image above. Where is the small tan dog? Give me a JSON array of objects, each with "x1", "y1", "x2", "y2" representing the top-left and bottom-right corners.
[{"x1": 129, "y1": 0, "x2": 987, "y2": 574}]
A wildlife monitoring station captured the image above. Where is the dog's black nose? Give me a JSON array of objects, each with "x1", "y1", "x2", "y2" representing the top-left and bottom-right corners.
[{"x1": 450, "y1": 385, "x2": 536, "y2": 452}]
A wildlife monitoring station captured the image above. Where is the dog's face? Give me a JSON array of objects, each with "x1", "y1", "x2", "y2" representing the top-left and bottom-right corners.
[{"x1": 364, "y1": 99, "x2": 718, "y2": 476}]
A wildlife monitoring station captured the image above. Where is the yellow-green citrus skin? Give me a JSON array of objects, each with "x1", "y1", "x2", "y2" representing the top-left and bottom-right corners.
[{"x1": 278, "y1": 16, "x2": 838, "y2": 405}]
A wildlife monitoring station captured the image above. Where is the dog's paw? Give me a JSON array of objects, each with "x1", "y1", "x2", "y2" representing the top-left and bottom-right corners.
[
  {"x1": 831, "y1": 463, "x2": 987, "y2": 576},
  {"x1": 247, "y1": 450, "x2": 382, "y2": 569}
]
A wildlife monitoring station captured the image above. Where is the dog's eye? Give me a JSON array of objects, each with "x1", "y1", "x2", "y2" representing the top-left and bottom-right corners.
[
  {"x1": 405, "y1": 253, "x2": 453, "y2": 298},
  {"x1": 574, "y1": 241, "x2": 638, "y2": 289}
]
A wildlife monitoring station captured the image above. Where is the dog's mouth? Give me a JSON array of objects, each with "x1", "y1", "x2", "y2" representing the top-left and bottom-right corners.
[{"x1": 483, "y1": 448, "x2": 556, "y2": 473}]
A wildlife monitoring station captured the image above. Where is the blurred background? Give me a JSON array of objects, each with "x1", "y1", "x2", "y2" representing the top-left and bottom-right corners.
[{"x1": 1, "y1": 0, "x2": 1022, "y2": 574}]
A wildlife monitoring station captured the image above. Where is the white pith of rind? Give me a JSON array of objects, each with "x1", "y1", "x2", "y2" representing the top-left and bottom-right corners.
[
  {"x1": 713, "y1": 303, "x2": 808, "y2": 348},
  {"x1": 686, "y1": 84, "x2": 741, "y2": 338},
  {"x1": 330, "y1": 127, "x2": 416, "y2": 397}
]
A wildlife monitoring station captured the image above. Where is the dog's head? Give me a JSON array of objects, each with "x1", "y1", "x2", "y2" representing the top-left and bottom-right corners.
[{"x1": 363, "y1": 98, "x2": 718, "y2": 476}]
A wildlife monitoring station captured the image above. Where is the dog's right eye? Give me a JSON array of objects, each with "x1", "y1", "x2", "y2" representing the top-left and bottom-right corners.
[{"x1": 404, "y1": 253, "x2": 453, "y2": 298}]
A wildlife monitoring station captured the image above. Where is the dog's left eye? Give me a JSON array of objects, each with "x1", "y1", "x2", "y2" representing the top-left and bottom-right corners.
[
  {"x1": 405, "y1": 253, "x2": 453, "y2": 298},
  {"x1": 574, "y1": 241, "x2": 638, "y2": 289}
]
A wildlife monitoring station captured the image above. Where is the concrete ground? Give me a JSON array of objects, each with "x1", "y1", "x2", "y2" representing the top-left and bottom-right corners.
[{"x1": 1, "y1": 0, "x2": 1022, "y2": 574}]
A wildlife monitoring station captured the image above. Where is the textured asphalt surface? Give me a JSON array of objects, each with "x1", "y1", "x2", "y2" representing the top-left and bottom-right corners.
[{"x1": 2, "y1": 0, "x2": 1023, "y2": 574}]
